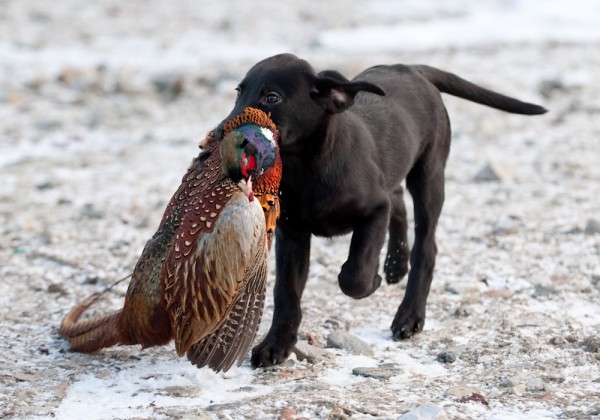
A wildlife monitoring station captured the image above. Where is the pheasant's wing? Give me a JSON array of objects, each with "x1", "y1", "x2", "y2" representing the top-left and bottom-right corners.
[
  {"x1": 186, "y1": 237, "x2": 268, "y2": 372},
  {"x1": 162, "y1": 186, "x2": 267, "y2": 356}
]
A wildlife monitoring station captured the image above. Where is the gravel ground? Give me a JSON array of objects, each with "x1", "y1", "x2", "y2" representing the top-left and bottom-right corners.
[{"x1": 1, "y1": 1, "x2": 599, "y2": 419}]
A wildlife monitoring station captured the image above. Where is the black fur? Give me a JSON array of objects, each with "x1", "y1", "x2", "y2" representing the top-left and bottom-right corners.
[{"x1": 218, "y1": 53, "x2": 546, "y2": 368}]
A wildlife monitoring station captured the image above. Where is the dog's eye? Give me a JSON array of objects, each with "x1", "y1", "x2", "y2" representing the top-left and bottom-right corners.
[{"x1": 264, "y1": 92, "x2": 281, "y2": 104}]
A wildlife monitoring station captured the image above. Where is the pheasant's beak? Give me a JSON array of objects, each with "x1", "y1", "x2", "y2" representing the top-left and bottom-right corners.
[{"x1": 237, "y1": 175, "x2": 254, "y2": 202}]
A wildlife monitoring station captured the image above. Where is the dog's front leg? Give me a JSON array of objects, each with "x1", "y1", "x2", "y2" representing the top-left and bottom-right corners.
[
  {"x1": 251, "y1": 228, "x2": 311, "y2": 368},
  {"x1": 338, "y1": 198, "x2": 390, "y2": 299}
]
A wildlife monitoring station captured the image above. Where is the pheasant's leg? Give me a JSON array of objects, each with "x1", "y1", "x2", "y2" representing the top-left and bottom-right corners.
[
  {"x1": 338, "y1": 195, "x2": 390, "y2": 299},
  {"x1": 384, "y1": 185, "x2": 410, "y2": 284},
  {"x1": 391, "y1": 155, "x2": 445, "y2": 340},
  {"x1": 251, "y1": 228, "x2": 311, "y2": 368}
]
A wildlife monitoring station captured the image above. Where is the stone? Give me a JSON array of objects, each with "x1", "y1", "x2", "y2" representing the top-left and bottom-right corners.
[
  {"x1": 445, "y1": 385, "x2": 483, "y2": 399},
  {"x1": 293, "y1": 383, "x2": 329, "y2": 393},
  {"x1": 326, "y1": 331, "x2": 374, "y2": 356},
  {"x1": 473, "y1": 162, "x2": 513, "y2": 182},
  {"x1": 492, "y1": 215, "x2": 522, "y2": 235},
  {"x1": 293, "y1": 341, "x2": 335, "y2": 363},
  {"x1": 585, "y1": 218, "x2": 600, "y2": 234},
  {"x1": 533, "y1": 284, "x2": 559, "y2": 298},
  {"x1": 398, "y1": 403, "x2": 448, "y2": 420},
  {"x1": 352, "y1": 366, "x2": 402, "y2": 380},
  {"x1": 206, "y1": 402, "x2": 244, "y2": 412},
  {"x1": 581, "y1": 336, "x2": 600, "y2": 353},
  {"x1": 436, "y1": 351, "x2": 457, "y2": 364}
]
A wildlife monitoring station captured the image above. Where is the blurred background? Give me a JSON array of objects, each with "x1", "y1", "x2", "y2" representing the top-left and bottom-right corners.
[{"x1": 1, "y1": 1, "x2": 599, "y2": 418}]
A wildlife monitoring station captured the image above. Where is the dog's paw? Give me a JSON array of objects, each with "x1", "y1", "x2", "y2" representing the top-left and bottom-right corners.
[
  {"x1": 383, "y1": 253, "x2": 409, "y2": 284},
  {"x1": 251, "y1": 333, "x2": 296, "y2": 368},
  {"x1": 338, "y1": 262, "x2": 382, "y2": 299},
  {"x1": 390, "y1": 307, "x2": 425, "y2": 340}
]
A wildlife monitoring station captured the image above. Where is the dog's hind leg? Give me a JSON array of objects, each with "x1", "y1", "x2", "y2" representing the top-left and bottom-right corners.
[
  {"x1": 391, "y1": 141, "x2": 448, "y2": 340},
  {"x1": 384, "y1": 185, "x2": 410, "y2": 284}
]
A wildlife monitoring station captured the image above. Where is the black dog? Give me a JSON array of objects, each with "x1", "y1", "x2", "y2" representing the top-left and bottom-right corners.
[{"x1": 219, "y1": 53, "x2": 546, "y2": 367}]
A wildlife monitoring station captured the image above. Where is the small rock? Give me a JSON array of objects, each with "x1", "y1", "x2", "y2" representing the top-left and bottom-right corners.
[
  {"x1": 159, "y1": 386, "x2": 201, "y2": 398},
  {"x1": 293, "y1": 383, "x2": 329, "y2": 392},
  {"x1": 152, "y1": 73, "x2": 184, "y2": 101},
  {"x1": 36, "y1": 181, "x2": 56, "y2": 190},
  {"x1": 293, "y1": 341, "x2": 335, "y2": 364},
  {"x1": 326, "y1": 331, "x2": 374, "y2": 356},
  {"x1": 80, "y1": 203, "x2": 104, "y2": 220},
  {"x1": 47, "y1": 283, "x2": 66, "y2": 294},
  {"x1": 538, "y1": 79, "x2": 567, "y2": 99},
  {"x1": 525, "y1": 377, "x2": 546, "y2": 392},
  {"x1": 352, "y1": 366, "x2": 401, "y2": 380},
  {"x1": 581, "y1": 336, "x2": 600, "y2": 353},
  {"x1": 492, "y1": 215, "x2": 522, "y2": 235},
  {"x1": 279, "y1": 358, "x2": 296, "y2": 368},
  {"x1": 323, "y1": 319, "x2": 344, "y2": 330},
  {"x1": 436, "y1": 351, "x2": 456, "y2": 364},
  {"x1": 445, "y1": 385, "x2": 483, "y2": 399},
  {"x1": 499, "y1": 372, "x2": 526, "y2": 388},
  {"x1": 278, "y1": 407, "x2": 296, "y2": 420},
  {"x1": 512, "y1": 383, "x2": 527, "y2": 396},
  {"x1": 533, "y1": 284, "x2": 559, "y2": 298},
  {"x1": 474, "y1": 161, "x2": 513, "y2": 182},
  {"x1": 585, "y1": 219, "x2": 600, "y2": 234},
  {"x1": 206, "y1": 402, "x2": 244, "y2": 412},
  {"x1": 399, "y1": 403, "x2": 448, "y2": 420}
]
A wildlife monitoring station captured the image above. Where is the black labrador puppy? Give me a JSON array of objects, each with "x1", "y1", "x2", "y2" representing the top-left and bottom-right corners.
[{"x1": 219, "y1": 53, "x2": 546, "y2": 367}]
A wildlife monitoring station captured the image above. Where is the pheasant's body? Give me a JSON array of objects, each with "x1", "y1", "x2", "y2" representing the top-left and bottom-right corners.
[{"x1": 60, "y1": 109, "x2": 280, "y2": 372}]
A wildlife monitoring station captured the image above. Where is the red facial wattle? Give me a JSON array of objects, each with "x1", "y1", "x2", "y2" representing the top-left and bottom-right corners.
[{"x1": 240, "y1": 153, "x2": 257, "y2": 178}]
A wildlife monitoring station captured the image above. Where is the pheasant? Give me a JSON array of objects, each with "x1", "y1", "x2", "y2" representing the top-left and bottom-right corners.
[{"x1": 60, "y1": 108, "x2": 281, "y2": 372}]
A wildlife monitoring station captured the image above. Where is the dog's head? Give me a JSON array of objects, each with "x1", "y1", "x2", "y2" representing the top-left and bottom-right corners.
[{"x1": 219, "y1": 54, "x2": 385, "y2": 150}]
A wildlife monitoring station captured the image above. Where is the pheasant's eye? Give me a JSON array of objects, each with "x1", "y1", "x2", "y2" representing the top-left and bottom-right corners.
[
  {"x1": 235, "y1": 86, "x2": 242, "y2": 96},
  {"x1": 240, "y1": 138, "x2": 249, "y2": 148},
  {"x1": 264, "y1": 92, "x2": 281, "y2": 104}
]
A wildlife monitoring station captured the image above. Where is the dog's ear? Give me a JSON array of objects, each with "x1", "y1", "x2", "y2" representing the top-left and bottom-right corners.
[{"x1": 310, "y1": 70, "x2": 385, "y2": 114}]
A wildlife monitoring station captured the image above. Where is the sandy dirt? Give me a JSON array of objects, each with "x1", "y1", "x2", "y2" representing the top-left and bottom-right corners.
[{"x1": 1, "y1": 1, "x2": 599, "y2": 419}]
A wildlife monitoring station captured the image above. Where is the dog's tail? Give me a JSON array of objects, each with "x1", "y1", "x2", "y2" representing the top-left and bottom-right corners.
[
  {"x1": 415, "y1": 65, "x2": 547, "y2": 115},
  {"x1": 59, "y1": 292, "x2": 123, "y2": 353}
]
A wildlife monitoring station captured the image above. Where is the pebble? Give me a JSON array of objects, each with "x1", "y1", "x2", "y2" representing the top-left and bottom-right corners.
[
  {"x1": 533, "y1": 284, "x2": 559, "y2": 298},
  {"x1": 585, "y1": 218, "x2": 600, "y2": 234},
  {"x1": 473, "y1": 161, "x2": 513, "y2": 182},
  {"x1": 580, "y1": 336, "x2": 600, "y2": 353},
  {"x1": 159, "y1": 386, "x2": 201, "y2": 398},
  {"x1": 293, "y1": 341, "x2": 335, "y2": 364},
  {"x1": 326, "y1": 331, "x2": 374, "y2": 356},
  {"x1": 293, "y1": 383, "x2": 330, "y2": 393},
  {"x1": 492, "y1": 215, "x2": 522, "y2": 235},
  {"x1": 445, "y1": 385, "x2": 483, "y2": 398},
  {"x1": 206, "y1": 402, "x2": 244, "y2": 412},
  {"x1": 352, "y1": 366, "x2": 402, "y2": 380},
  {"x1": 398, "y1": 403, "x2": 448, "y2": 420},
  {"x1": 499, "y1": 372, "x2": 547, "y2": 393},
  {"x1": 436, "y1": 351, "x2": 457, "y2": 364}
]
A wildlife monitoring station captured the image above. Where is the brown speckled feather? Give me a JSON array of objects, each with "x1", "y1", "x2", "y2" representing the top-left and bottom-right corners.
[{"x1": 186, "y1": 227, "x2": 268, "y2": 371}]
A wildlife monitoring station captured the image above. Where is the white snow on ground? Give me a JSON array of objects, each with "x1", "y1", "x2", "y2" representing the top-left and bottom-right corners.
[
  {"x1": 1, "y1": 0, "x2": 599, "y2": 418},
  {"x1": 319, "y1": 0, "x2": 600, "y2": 52}
]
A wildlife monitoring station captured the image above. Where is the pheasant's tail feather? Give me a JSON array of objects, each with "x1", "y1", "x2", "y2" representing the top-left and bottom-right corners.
[
  {"x1": 186, "y1": 248, "x2": 268, "y2": 372},
  {"x1": 59, "y1": 293, "x2": 123, "y2": 353}
]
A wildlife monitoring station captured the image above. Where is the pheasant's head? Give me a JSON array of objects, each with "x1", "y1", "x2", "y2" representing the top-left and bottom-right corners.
[{"x1": 221, "y1": 119, "x2": 277, "y2": 201}]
